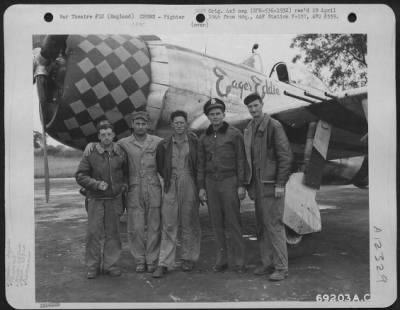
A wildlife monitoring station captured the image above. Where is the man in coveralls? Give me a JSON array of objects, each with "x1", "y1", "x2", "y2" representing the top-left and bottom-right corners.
[
  {"x1": 197, "y1": 98, "x2": 247, "y2": 273},
  {"x1": 152, "y1": 110, "x2": 201, "y2": 278},
  {"x1": 75, "y1": 120, "x2": 128, "y2": 279},
  {"x1": 118, "y1": 111, "x2": 163, "y2": 273},
  {"x1": 243, "y1": 93, "x2": 293, "y2": 281}
]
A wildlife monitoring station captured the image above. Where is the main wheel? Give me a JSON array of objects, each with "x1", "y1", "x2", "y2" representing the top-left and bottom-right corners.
[{"x1": 285, "y1": 226, "x2": 303, "y2": 246}]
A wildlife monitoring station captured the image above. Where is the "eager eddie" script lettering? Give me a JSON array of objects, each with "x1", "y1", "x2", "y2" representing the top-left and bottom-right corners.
[{"x1": 213, "y1": 66, "x2": 280, "y2": 99}]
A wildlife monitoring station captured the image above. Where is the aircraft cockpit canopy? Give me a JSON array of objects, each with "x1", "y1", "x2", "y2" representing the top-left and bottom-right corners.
[{"x1": 269, "y1": 62, "x2": 331, "y2": 93}]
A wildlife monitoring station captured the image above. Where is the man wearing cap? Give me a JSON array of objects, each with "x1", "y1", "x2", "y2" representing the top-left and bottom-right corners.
[
  {"x1": 75, "y1": 120, "x2": 128, "y2": 279},
  {"x1": 197, "y1": 98, "x2": 247, "y2": 273},
  {"x1": 118, "y1": 111, "x2": 163, "y2": 273},
  {"x1": 243, "y1": 93, "x2": 293, "y2": 281}
]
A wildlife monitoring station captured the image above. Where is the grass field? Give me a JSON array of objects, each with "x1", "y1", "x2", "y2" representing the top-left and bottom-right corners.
[{"x1": 34, "y1": 154, "x2": 81, "y2": 178}]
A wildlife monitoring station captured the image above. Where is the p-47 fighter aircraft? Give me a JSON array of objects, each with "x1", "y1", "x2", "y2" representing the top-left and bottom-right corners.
[{"x1": 33, "y1": 34, "x2": 368, "y2": 244}]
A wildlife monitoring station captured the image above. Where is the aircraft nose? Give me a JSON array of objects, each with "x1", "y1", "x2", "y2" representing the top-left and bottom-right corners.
[
  {"x1": 65, "y1": 34, "x2": 152, "y2": 112},
  {"x1": 44, "y1": 34, "x2": 153, "y2": 149}
]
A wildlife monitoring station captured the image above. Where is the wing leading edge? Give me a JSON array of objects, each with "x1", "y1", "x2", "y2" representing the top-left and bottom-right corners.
[{"x1": 273, "y1": 86, "x2": 368, "y2": 160}]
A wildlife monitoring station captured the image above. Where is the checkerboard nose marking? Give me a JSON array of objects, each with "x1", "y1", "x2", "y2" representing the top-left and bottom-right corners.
[{"x1": 46, "y1": 35, "x2": 152, "y2": 150}]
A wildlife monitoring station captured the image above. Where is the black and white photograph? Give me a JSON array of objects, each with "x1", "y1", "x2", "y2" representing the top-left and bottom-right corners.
[{"x1": 4, "y1": 4, "x2": 396, "y2": 308}]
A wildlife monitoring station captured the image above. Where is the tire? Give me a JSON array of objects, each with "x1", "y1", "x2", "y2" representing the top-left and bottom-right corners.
[{"x1": 285, "y1": 226, "x2": 303, "y2": 246}]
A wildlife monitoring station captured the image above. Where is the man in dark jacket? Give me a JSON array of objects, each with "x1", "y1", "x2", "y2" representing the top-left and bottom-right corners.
[
  {"x1": 152, "y1": 110, "x2": 201, "y2": 278},
  {"x1": 197, "y1": 98, "x2": 247, "y2": 273},
  {"x1": 75, "y1": 120, "x2": 128, "y2": 279},
  {"x1": 243, "y1": 93, "x2": 293, "y2": 281}
]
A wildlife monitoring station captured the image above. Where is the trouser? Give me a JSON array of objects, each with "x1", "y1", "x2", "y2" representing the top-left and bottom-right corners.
[
  {"x1": 126, "y1": 182, "x2": 161, "y2": 265},
  {"x1": 205, "y1": 176, "x2": 246, "y2": 266},
  {"x1": 86, "y1": 198, "x2": 122, "y2": 271},
  {"x1": 252, "y1": 168, "x2": 288, "y2": 271},
  {"x1": 158, "y1": 173, "x2": 201, "y2": 268}
]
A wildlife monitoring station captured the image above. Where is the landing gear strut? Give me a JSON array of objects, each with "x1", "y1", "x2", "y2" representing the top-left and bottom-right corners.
[{"x1": 283, "y1": 120, "x2": 332, "y2": 244}]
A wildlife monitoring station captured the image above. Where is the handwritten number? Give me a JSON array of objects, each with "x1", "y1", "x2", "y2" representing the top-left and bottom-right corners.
[
  {"x1": 374, "y1": 240, "x2": 382, "y2": 250},
  {"x1": 377, "y1": 274, "x2": 388, "y2": 283},
  {"x1": 374, "y1": 253, "x2": 384, "y2": 261},
  {"x1": 376, "y1": 264, "x2": 384, "y2": 271},
  {"x1": 373, "y1": 226, "x2": 387, "y2": 283}
]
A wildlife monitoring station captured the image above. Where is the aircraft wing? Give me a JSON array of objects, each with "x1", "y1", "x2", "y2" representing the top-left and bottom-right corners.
[
  {"x1": 272, "y1": 86, "x2": 368, "y2": 160},
  {"x1": 189, "y1": 86, "x2": 368, "y2": 161}
]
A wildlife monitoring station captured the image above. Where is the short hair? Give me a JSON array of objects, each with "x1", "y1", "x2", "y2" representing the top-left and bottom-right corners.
[
  {"x1": 244, "y1": 93, "x2": 263, "y2": 106},
  {"x1": 170, "y1": 110, "x2": 188, "y2": 122},
  {"x1": 96, "y1": 120, "x2": 114, "y2": 132}
]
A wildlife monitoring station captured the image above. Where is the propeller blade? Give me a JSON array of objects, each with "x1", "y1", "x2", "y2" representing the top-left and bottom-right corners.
[{"x1": 36, "y1": 75, "x2": 50, "y2": 202}]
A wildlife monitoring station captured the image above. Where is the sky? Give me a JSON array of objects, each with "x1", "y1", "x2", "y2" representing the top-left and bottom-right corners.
[{"x1": 33, "y1": 34, "x2": 298, "y2": 145}]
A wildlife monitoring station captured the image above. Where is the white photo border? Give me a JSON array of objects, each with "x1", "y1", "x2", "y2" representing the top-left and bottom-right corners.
[{"x1": 4, "y1": 3, "x2": 397, "y2": 308}]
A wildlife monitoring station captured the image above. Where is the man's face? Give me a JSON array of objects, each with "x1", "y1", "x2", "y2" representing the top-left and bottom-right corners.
[
  {"x1": 247, "y1": 99, "x2": 264, "y2": 118},
  {"x1": 98, "y1": 128, "x2": 115, "y2": 146},
  {"x1": 171, "y1": 116, "x2": 187, "y2": 135},
  {"x1": 132, "y1": 118, "x2": 148, "y2": 136},
  {"x1": 207, "y1": 108, "x2": 225, "y2": 127}
]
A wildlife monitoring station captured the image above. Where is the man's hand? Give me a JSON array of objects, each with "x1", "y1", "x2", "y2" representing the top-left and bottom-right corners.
[
  {"x1": 121, "y1": 184, "x2": 128, "y2": 197},
  {"x1": 199, "y1": 189, "x2": 207, "y2": 204},
  {"x1": 97, "y1": 181, "x2": 109, "y2": 191},
  {"x1": 238, "y1": 186, "x2": 246, "y2": 200},
  {"x1": 274, "y1": 185, "x2": 285, "y2": 198}
]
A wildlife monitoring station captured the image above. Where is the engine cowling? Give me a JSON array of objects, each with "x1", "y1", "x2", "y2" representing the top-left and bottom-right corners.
[{"x1": 34, "y1": 34, "x2": 155, "y2": 150}]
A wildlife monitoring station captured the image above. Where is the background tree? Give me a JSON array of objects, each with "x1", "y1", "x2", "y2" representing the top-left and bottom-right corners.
[{"x1": 290, "y1": 34, "x2": 367, "y2": 91}]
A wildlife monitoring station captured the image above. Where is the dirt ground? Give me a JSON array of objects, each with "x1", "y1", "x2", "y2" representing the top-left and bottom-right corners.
[{"x1": 34, "y1": 178, "x2": 370, "y2": 304}]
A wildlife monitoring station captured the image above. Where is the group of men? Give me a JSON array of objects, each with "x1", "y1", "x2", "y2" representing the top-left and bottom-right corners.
[{"x1": 75, "y1": 92, "x2": 293, "y2": 282}]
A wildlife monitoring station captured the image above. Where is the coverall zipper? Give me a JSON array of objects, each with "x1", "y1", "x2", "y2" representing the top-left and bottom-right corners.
[
  {"x1": 107, "y1": 152, "x2": 114, "y2": 196},
  {"x1": 214, "y1": 132, "x2": 217, "y2": 170}
]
